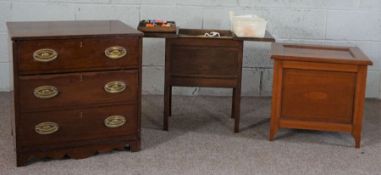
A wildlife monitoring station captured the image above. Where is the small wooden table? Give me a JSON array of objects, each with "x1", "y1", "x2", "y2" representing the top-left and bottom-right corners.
[
  {"x1": 165, "y1": 29, "x2": 244, "y2": 132},
  {"x1": 269, "y1": 43, "x2": 372, "y2": 148},
  {"x1": 142, "y1": 29, "x2": 275, "y2": 132}
]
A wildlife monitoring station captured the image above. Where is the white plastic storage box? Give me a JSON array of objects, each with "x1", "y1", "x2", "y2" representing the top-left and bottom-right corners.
[{"x1": 231, "y1": 14, "x2": 267, "y2": 38}]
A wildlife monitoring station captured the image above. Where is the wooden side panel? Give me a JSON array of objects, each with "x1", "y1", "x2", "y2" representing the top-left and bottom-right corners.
[
  {"x1": 170, "y1": 42, "x2": 241, "y2": 79},
  {"x1": 269, "y1": 61, "x2": 283, "y2": 140},
  {"x1": 281, "y1": 68, "x2": 356, "y2": 124}
]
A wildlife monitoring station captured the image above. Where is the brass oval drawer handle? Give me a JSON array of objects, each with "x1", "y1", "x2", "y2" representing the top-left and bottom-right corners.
[
  {"x1": 104, "y1": 115, "x2": 126, "y2": 128},
  {"x1": 104, "y1": 46, "x2": 127, "y2": 59},
  {"x1": 33, "y1": 85, "x2": 59, "y2": 99},
  {"x1": 35, "y1": 122, "x2": 59, "y2": 135},
  {"x1": 33, "y1": 48, "x2": 58, "y2": 62},
  {"x1": 104, "y1": 81, "x2": 126, "y2": 94}
]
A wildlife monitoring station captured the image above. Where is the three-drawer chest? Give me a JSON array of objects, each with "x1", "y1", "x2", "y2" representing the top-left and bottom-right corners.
[{"x1": 7, "y1": 20, "x2": 143, "y2": 166}]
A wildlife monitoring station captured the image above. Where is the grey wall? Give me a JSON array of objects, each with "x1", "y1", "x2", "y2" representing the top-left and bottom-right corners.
[{"x1": 0, "y1": 0, "x2": 380, "y2": 98}]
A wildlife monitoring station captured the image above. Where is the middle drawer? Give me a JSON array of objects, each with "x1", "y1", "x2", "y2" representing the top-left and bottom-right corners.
[{"x1": 18, "y1": 70, "x2": 138, "y2": 112}]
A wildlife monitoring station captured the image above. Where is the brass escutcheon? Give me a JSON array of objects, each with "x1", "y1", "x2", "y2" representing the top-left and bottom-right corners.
[
  {"x1": 104, "y1": 81, "x2": 126, "y2": 94},
  {"x1": 104, "y1": 115, "x2": 126, "y2": 128},
  {"x1": 35, "y1": 122, "x2": 59, "y2": 135},
  {"x1": 33, "y1": 85, "x2": 59, "y2": 99},
  {"x1": 33, "y1": 48, "x2": 58, "y2": 62},
  {"x1": 104, "y1": 46, "x2": 127, "y2": 59}
]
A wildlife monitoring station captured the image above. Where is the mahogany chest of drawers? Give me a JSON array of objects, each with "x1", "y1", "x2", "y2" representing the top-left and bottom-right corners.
[
  {"x1": 7, "y1": 20, "x2": 143, "y2": 166},
  {"x1": 269, "y1": 43, "x2": 372, "y2": 148}
]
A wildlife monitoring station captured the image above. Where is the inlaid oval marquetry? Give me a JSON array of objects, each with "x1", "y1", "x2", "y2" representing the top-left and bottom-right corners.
[{"x1": 304, "y1": 91, "x2": 328, "y2": 100}]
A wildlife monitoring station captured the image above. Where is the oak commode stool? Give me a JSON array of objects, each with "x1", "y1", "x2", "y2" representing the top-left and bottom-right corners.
[{"x1": 269, "y1": 43, "x2": 372, "y2": 148}]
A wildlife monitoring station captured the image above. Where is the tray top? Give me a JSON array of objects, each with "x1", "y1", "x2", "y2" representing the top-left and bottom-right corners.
[
  {"x1": 178, "y1": 28, "x2": 234, "y2": 39},
  {"x1": 271, "y1": 43, "x2": 372, "y2": 65},
  {"x1": 140, "y1": 27, "x2": 275, "y2": 42},
  {"x1": 7, "y1": 20, "x2": 143, "y2": 40}
]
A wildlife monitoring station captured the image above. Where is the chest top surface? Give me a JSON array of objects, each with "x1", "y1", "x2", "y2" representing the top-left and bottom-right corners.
[
  {"x1": 7, "y1": 20, "x2": 143, "y2": 40},
  {"x1": 271, "y1": 43, "x2": 372, "y2": 65}
]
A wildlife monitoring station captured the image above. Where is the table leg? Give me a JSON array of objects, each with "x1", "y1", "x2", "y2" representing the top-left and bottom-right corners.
[
  {"x1": 169, "y1": 86, "x2": 172, "y2": 117},
  {"x1": 163, "y1": 83, "x2": 170, "y2": 131},
  {"x1": 231, "y1": 88, "x2": 236, "y2": 119},
  {"x1": 233, "y1": 87, "x2": 241, "y2": 133}
]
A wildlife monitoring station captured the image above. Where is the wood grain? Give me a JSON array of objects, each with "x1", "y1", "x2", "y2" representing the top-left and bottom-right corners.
[
  {"x1": 269, "y1": 43, "x2": 372, "y2": 148},
  {"x1": 9, "y1": 20, "x2": 142, "y2": 166},
  {"x1": 164, "y1": 29, "x2": 243, "y2": 132},
  {"x1": 17, "y1": 37, "x2": 139, "y2": 75},
  {"x1": 18, "y1": 70, "x2": 138, "y2": 112}
]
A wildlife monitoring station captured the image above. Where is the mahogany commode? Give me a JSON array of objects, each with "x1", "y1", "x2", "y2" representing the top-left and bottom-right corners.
[
  {"x1": 7, "y1": 20, "x2": 143, "y2": 166},
  {"x1": 269, "y1": 43, "x2": 372, "y2": 148}
]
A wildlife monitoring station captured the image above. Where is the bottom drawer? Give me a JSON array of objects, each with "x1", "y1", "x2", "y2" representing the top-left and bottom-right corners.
[{"x1": 18, "y1": 104, "x2": 138, "y2": 146}]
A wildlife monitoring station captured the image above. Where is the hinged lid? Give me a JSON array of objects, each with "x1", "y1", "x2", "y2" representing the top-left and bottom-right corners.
[{"x1": 271, "y1": 43, "x2": 372, "y2": 65}]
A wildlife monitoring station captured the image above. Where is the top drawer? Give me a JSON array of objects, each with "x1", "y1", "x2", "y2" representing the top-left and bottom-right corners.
[{"x1": 16, "y1": 36, "x2": 140, "y2": 75}]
